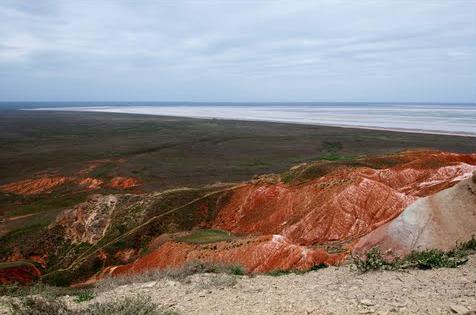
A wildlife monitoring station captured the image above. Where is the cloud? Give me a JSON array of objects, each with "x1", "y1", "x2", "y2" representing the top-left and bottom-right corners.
[{"x1": 0, "y1": 0, "x2": 475, "y2": 102}]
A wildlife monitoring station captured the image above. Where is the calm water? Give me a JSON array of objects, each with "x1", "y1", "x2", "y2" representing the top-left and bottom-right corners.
[{"x1": 15, "y1": 102, "x2": 476, "y2": 136}]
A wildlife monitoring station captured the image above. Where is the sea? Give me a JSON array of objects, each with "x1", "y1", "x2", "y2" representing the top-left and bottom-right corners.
[{"x1": 2, "y1": 102, "x2": 476, "y2": 137}]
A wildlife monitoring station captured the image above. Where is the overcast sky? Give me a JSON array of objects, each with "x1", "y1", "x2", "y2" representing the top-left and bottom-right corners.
[{"x1": 0, "y1": 0, "x2": 475, "y2": 102}]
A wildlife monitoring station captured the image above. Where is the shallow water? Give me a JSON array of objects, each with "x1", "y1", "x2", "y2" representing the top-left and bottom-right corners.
[{"x1": 27, "y1": 103, "x2": 476, "y2": 136}]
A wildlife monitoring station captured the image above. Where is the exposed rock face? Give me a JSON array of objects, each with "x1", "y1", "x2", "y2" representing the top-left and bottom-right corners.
[
  {"x1": 0, "y1": 176, "x2": 73, "y2": 195},
  {"x1": 4, "y1": 150, "x2": 476, "y2": 285},
  {"x1": 0, "y1": 175, "x2": 140, "y2": 195},
  {"x1": 92, "y1": 151, "x2": 476, "y2": 280},
  {"x1": 98, "y1": 234, "x2": 346, "y2": 278},
  {"x1": 213, "y1": 176, "x2": 414, "y2": 246},
  {"x1": 0, "y1": 263, "x2": 41, "y2": 285},
  {"x1": 54, "y1": 195, "x2": 118, "y2": 244},
  {"x1": 213, "y1": 152, "x2": 476, "y2": 247},
  {"x1": 78, "y1": 177, "x2": 103, "y2": 190},
  {"x1": 109, "y1": 177, "x2": 140, "y2": 189},
  {"x1": 353, "y1": 174, "x2": 476, "y2": 258}
]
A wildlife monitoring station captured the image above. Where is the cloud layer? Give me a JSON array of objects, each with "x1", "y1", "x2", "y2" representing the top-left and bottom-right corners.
[{"x1": 0, "y1": 0, "x2": 475, "y2": 102}]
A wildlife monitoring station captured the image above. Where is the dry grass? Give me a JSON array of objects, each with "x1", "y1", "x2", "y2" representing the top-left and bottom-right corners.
[
  {"x1": 95, "y1": 261, "x2": 245, "y2": 293},
  {"x1": 193, "y1": 274, "x2": 238, "y2": 290},
  {"x1": 4, "y1": 295, "x2": 177, "y2": 315}
]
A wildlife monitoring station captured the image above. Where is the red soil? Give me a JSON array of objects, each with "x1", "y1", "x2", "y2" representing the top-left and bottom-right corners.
[
  {"x1": 96, "y1": 151, "x2": 476, "y2": 279},
  {"x1": 213, "y1": 176, "x2": 414, "y2": 246},
  {"x1": 78, "y1": 177, "x2": 103, "y2": 190},
  {"x1": 0, "y1": 174, "x2": 140, "y2": 196},
  {"x1": 0, "y1": 252, "x2": 42, "y2": 285},
  {"x1": 0, "y1": 264, "x2": 41, "y2": 285},
  {"x1": 213, "y1": 152, "x2": 476, "y2": 246},
  {"x1": 97, "y1": 235, "x2": 346, "y2": 279},
  {"x1": 0, "y1": 176, "x2": 73, "y2": 195},
  {"x1": 109, "y1": 177, "x2": 140, "y2": 189},
  {"x1": 114, "y1": 248, "x2": 139, "y2": 264}
]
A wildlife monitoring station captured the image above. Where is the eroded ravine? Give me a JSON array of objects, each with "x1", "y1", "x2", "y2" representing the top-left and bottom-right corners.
[
  {"x1": 1, "y1": 150, "x2": 476, "y2": 285},
  {"x1": 84, "y1": 151, "x2": 476, "y2": 283}
]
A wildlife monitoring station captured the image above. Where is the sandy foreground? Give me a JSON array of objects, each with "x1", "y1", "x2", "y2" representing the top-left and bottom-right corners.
[{"x1": 50, "y1": 255, "x2": 476, "y2": 315}]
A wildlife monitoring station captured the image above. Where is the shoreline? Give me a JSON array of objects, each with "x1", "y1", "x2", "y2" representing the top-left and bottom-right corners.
[{"x1": 24, "y1": 108, "x2": 476, "y2": 138}]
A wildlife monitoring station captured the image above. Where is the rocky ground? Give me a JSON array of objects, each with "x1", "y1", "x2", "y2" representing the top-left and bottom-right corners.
[{"x1": 57, "y1": 254, "x2": 476, "y2": 315}]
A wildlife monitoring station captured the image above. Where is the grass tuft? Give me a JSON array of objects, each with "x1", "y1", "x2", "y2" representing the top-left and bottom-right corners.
[
  {"x1": 6, "y1": 295, "x2": 176, "y2": 315},
  {"x1": 174, "y1": 229, "x2": 233, "y2": 244}
]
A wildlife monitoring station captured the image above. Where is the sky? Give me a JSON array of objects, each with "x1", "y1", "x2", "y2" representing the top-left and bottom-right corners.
[{"x1": 0, "y1": 0, "x2": 475, "y2": 103}]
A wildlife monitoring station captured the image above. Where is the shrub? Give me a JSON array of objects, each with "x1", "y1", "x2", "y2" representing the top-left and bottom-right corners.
[
  {"x1": 95, "y1": 261, "x2": 246, "y2": 292},
  {"x1": 0, "y1": 283, "x2": 95, "y2": 300},
  {"x1": 7, "y1": 297, "x2": 71, "y2": 315},
  {"x1": 83, "y1": 295, "x2": 174, "y2": 315},
  {"x1": 406, "y1": 249, "x2": 466, "y2": 269},
  {"x1": 456, "y1": 235, "x2": 476, "y2": 252},
  {"x1": 74, "y1": 290, "x2": 96, "y2": 303},
  {"x1": 162, "y1": 261, "x2": 246, "y2": 279},
  {"x1": 265, "y1": 263, "x2": 328, "y2": 276},
  {"x1": 228, "y1": 265, "x2": 246, "y2": 276},
  {"x1": 354, "y1": 242, "x2": 473, "y2": 273},
  {"x1": 6, "y1": 295, "x2": 176, "y2": 315},
  {"x1": 265, "y1": 269, "x2": 292, "y2": 277},
  {"x1": 353, "y1": 248, "x2": 392, "y2": 272}
]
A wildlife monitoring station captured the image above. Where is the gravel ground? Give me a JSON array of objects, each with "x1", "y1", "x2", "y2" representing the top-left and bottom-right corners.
[
  {"x1": 1, "y1": 256, "x2": 475, "y2": 315},
  {"x1": 79, "y1": 255, "x2": 476, "y2": 315}
]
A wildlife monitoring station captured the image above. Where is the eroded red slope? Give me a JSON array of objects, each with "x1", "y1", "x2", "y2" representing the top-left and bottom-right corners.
[
  {"x1": 213, "y1": 152, "x2": 476, "y2": 245},
  {"x1": 0, "y1": 264, "x2": 41, "y2": 285},
  {"x1": 97, "y1": 235, "x2": 346, "y2": 280},
  {"x1": 0, "y1": 176, "x2": 74, "y2": 195},
  {"x1": 96, "y1": 151, "x2": 476, "y2": 278},
  {"x1": 213, "y1": 176, "x2": 414, "y2": 246},
  {"x1": 0, "y1": 175, "x2": 140, "y2": 195}
]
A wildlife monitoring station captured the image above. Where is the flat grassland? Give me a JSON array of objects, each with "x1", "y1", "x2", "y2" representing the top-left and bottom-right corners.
[{"x1": 1, "y1": 110, "x2": 475, "y2": 188}]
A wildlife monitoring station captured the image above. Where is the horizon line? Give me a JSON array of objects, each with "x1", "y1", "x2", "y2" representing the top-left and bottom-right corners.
[{"x1": 1, "y1": 101, "x2": 475, "y2": 105}]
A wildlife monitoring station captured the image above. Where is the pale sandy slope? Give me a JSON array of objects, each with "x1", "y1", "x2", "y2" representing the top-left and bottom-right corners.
[
  {"x1": 354, "y1": 173, "x2": 476, "y2": 259},
  {"x1": 74, "y1": 255, "x2": 476, "y2": 315}
]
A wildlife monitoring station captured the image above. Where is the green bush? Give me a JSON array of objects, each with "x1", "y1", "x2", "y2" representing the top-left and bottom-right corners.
[
  {"x1": 406, "y1": 249, "x2": 465, "y2": 269},
  {"x1": 354, "y1": 239, "x2": 475, "y2": 273},
  {"x1": 265, "y1": 269, "x2": 292, "y2": 277},
  {"x1": 74, "y1": 290, "x2": 96, "y2": 303},
  {"x1": 228, "y1": 265, "x2": 246, "y2": 276},
  {"x1": 353, "y1": 248, "x2": 391, "y2": 272}
]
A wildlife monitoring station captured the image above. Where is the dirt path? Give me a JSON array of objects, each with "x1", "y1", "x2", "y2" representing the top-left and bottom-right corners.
[
  {"x1": 4, "y1": 213, "x2": 39, "y2": 222},
  {"x1": 75, "y1": 254, "x2": 476, "y2": 315}
]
